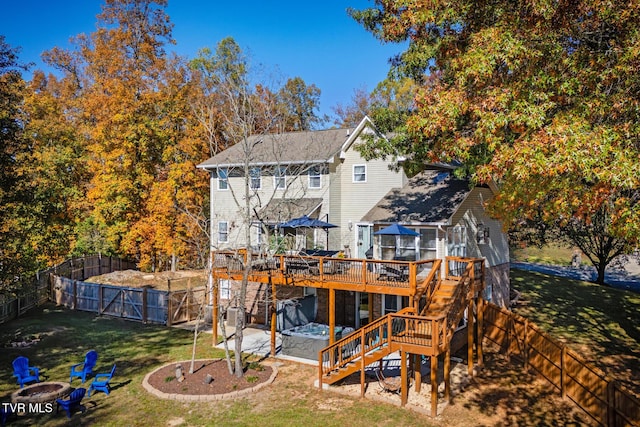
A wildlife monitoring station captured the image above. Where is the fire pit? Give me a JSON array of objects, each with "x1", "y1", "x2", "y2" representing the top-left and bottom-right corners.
[{"x1": 11, "y1": 382, "x2": 72, "y2": 404}]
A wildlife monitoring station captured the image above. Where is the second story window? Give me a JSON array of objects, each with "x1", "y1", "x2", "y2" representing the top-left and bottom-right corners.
[
  {"x1": 308, "y1": 165, "x2": 321, "y2": 188},
  {"x1": 218, "y1": 167, "x2": 228, "y2": 190},
  {"x1": 274, "y1": 166, "x2": 287, "y2": 190},
  {"x1": 218, "y1": 221, "x2": 229, "y2": 243},
  {"x1": 353, "y1": 165, "x2": 366, "y2": 183},
  {"x1": 250, "y1": 167, "x2": 261, "y2": 190}
]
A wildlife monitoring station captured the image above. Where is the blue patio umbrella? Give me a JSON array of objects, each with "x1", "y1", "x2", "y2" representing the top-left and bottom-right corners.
[
  {"x1": 373, "y1": 223, "x2": 419, "y2": 236},
  {"x1": 278, "y1": 215, "x2": 338, "y2": 229}
]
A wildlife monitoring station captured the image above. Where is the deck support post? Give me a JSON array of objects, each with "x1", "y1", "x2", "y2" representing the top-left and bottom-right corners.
[
  {"x1": 329, "y1": 288, "x2": 336, "y2": 345},
  {"x1": 414, "y1": 354, "x2": 422, "y2": 393},
  {"x1": 430, "y1": 354, "x2": 438, "y2": 416},
  {"x1": 400, "y1": 350, "x2": 408, "y2": 407},
  {"x1": 477, "y1": 294, "x2": 484, "y2": 367},
  {"x1": 270, "y1": 272, "x2": 277, "y2": 357},
  {"x1": 467, "y1": 297, "x2": 475, "y2": 376},
  {"x1": 444, "y1": 347, "x2": 451, "y2": 403}
]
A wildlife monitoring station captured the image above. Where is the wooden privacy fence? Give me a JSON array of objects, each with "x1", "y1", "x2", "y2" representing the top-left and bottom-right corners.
[
  {"x1": 52, "y1": 276, "x2": 206, "y2": 325},
  {"x1": 484, "y1": 302, "x2": 640, "y2": 427},
  {"x1": 0, "y1": 271, "x2": 50, "y2": 324},
  {"x1": 1, "y1": 255, "x2": 135, "y2": 325}
]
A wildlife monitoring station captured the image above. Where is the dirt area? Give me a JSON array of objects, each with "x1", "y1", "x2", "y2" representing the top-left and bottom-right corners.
[
  {"x1": 145, "y1": 348, "x2": 594, "y2": 426},
  {"x1": 86, "y1": 269, "x2": 207, "y2": 290},
  {"x1": 146, "y1": 359, "x2": 273, "y2": 395}
]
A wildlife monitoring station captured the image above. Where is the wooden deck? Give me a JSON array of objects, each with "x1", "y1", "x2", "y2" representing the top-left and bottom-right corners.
[
  {"x1": 211, "y1": 251, "x2": 486, "y2": 417},
  {"x1": 212, "y1": 251, "x2": 444, "y2": 297}
]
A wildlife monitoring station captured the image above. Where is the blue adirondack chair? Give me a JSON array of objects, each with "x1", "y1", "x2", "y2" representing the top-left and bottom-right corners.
[
  {"x1": 56, "y1": 387, "x2": 86, "y2": 418},
  {"x1": 70, "y1": 350, "x2": 98, "y2": 383},
  {"x1": 12, "y1": 356, "x2": 40, "y2": 388},
  {"x1": 88, "y1": 364, "x2": 116, "y2": 397}
]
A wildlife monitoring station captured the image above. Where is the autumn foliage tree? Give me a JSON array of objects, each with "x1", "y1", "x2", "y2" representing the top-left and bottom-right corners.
[
  {"x1": 42, "y1": 0, "x2": 207, "y2": 271},
  {"x1": 350, "y1": 0, "x2": 640, "y2": 284}
]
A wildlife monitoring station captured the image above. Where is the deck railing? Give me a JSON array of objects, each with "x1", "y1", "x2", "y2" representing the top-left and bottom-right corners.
[
  {"x1": 212, "y1": 250, "x2": 440, "y2": 296},
  {"x1": 319, "y1": 307, "x2": 416, "y2": 378}
]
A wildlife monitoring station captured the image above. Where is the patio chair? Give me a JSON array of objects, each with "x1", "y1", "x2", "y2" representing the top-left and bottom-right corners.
[
  {"x1": 375, "y1": 368, "x2": 402, "y2": 394},
  {"x1": 377, "y1": 264, "x2": 408, "y2": 282},
  {"x1": 56, "y1": 387, "x2": 86, "y2": 418},
  {"x1": 1, "y1": 406, "x2": 16, "y2": 427},
  {"x1": 70, "y1": 350, "x2": 98, "y2": 383},
  {"x1": 12, "y1": 356, "x2": 40, "y2": 388},
  {"x1": 88, "y1": 364, "x2": 116, "y2": 396}
]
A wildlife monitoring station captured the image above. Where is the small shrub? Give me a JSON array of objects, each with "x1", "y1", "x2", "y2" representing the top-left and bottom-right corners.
[
  {"x1": 164, "y1": 376, "x2": 173, "y2": 383},
  {"x1": 246, "y1": 376, "x2": 258, "y2": 384},
  {"x1": 247, "y1": 361, "x2": 264, "y2": 371}
]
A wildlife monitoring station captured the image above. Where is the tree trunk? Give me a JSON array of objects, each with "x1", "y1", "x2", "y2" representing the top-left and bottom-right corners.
[{"x1": 595, "y1": 261, "x2": 608, "y2": 286}]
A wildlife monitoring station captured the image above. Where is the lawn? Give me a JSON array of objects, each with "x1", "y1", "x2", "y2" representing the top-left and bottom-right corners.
[
  {"x1": 510, "y1": 269, "x2": 640, "y2": 396},
  {"x1": 3, "y1": 269, "x2": 634, "y2": 426},
  {"x1": 0, "y1": 304, "x2": 446, "y2": 427}
]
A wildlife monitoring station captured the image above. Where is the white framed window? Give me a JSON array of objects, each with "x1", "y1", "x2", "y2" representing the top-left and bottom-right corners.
[
  {"x1": 308, "y1": 165, "x2": 321, "y2": 188},
  {"x1": 255, "y1": 223, "x2": 264, "y2": 246},
  {"x1": 218, "y1": 167, "x2": 228, "y2": 190},
  {"x1": 353, "y1": 165, "x2": 366, "y2": 182},
  {"x1": 219, "y1": 279, "x2": 231, "y2": 300},
  {"x1": 447, "y1": 225, "x2": 467, "y2": 257},
  {"x1": 249, "y1": 167, "x2": 261, "y2": 190},
  {"x1": 380, "y1": 234, "x2": 396, "y2": 260},
  {"x1": 398, "y1": 234, "x2": 417, "y2": 260},
  {"x1": 419, "y1": 228, "x2": 437, "y2": 260},
  {"x1": 218, "y1": 221, "x2": 229, "y2": 243},
  {"x1": 274, "y1": 166, "x2": 287, "y2": 190}
]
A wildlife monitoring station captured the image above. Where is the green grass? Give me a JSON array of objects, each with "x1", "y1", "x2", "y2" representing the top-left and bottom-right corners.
[
  {"x1": 510, "y1": 244, "x2": 577, "y2": 265},
  {"x1": 1, "y1": 304, "x2": 438, "y2": 427},
  {"x1": 510, "y1": 269, "x2": 640, "y2": 395}
]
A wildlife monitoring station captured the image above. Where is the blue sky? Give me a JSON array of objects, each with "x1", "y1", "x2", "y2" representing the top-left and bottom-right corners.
[{"x1": 1, "y1": 1, "x2": 403, "y2": 123}]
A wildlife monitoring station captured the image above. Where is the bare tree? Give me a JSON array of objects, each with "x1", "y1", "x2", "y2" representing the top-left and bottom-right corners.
[{"x1": 191, "y1": 38, "x2": 332, "y2": 377}]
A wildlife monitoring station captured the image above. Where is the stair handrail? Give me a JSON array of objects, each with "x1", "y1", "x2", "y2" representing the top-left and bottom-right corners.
[
  {"x1": 386, "y1": 312, "x2": 448, "y2": 356},
  {"x1": 318, "y1": 307, "x2": 415, "y2": 378},
  {"x1": 443, "y1": 262, "x2": 475, "y2": 340},
  {"x1": 413, "y1": 259, "x2": 442, "y2": 311}
]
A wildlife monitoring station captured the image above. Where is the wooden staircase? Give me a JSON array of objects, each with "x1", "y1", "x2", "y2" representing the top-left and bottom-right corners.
[{"x1": 318, "y1": 259, "x2": 482, "y2": 388}]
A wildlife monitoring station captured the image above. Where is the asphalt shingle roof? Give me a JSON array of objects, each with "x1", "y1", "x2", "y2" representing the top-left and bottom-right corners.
[
  {"x1": 361, "y1": 170, "x2": 474, "y2": 224},
  {"x1": 197, "y1": 128, "x2": 351, "y2": 169}
]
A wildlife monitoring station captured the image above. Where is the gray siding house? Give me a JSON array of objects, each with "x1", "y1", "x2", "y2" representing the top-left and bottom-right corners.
[{"x1": 197, "y1": 117, "x2": 510, "y2": 327}]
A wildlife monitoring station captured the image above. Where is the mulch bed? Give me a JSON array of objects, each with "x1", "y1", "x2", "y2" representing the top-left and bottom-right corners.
[{"x1": 146, "y1": 359, "x2": 273, "y2": 395}]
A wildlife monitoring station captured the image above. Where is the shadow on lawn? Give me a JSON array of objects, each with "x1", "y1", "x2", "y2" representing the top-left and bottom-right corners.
[
  {"x1": 459, "y1": 351, "x2": 592, "y2": 426},
  {"x1": 0, "y1": 303, "x2": 196, "y2": 392},
  {"x1": 511, "y1": 270, "x2": 640, "y2": 398}
]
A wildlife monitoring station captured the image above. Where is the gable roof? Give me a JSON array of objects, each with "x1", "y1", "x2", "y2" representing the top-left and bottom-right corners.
[
  {"x1": 361, "y1": 169, "x2": 483, "y2": 225},
  {"x1": 197, "y1": 121, "x2": 373, "y2": 170}
]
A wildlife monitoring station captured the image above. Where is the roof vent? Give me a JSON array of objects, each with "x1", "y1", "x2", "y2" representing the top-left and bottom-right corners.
[{"x1": 346, "y1": 129, "x2": 351, "y2": 136}]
